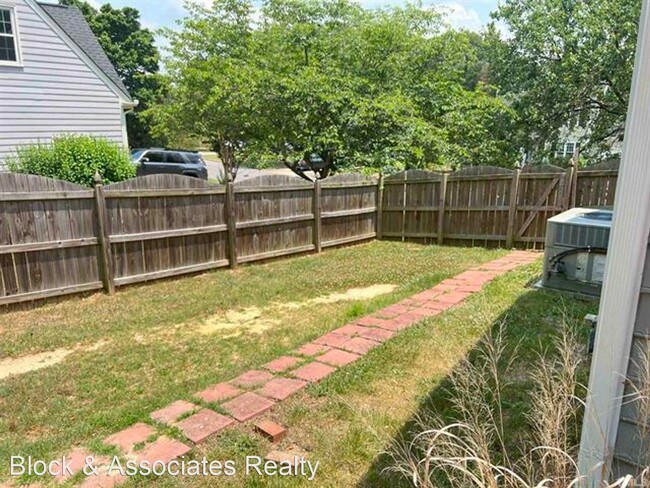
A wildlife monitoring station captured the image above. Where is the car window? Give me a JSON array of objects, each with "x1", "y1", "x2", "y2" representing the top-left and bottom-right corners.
[
  {"x1": 146, "y1": 151, "x2": 165, "y2": 163},
  {"x1": 186, "y1": 153, "x2": 203, "y2": 164},
  {"x1": 167, "y1": 152, "x2": 186, "y2": 164}
]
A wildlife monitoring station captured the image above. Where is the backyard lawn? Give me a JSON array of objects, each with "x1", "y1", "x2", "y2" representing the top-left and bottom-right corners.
[{"x1": 0, "y1": 241, "x2": 597, "y2": 487}]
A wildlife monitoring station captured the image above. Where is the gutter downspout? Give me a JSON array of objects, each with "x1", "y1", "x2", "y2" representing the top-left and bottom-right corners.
[
  {"x1": 120, "y1": 99, "x2": 139, "y2": 149},
  {"x1": 578, "y1": 0, "x2": 650, "y2": 484}
]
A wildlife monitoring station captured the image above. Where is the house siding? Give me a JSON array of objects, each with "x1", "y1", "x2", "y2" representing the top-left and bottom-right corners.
[
  {"x1": 0, "y1": 0, "x2": 124, "y2": 166},
  {"x1": 611, "y1": 235, "x2": 650, "y2": 479}
]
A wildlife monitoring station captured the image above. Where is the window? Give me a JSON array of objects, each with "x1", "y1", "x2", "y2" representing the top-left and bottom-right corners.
[
  {"x1": 145, "y1": 151, "x2": 165, "y2": 163},
  {"x1": 0, "y1": 7, "x2": 19, "y2": 64},
  {"x1": 167, "y1": 152, "x2": 186, "y2": 164},
  {"x1": 186, "y1": 154, "x2": 204, "y2": 165},
  {"x1": 556, "y1": 141, "x2": 578, "y2": 158}
]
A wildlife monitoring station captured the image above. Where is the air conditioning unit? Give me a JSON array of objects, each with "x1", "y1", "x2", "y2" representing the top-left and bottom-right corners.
[{"x1": 542, "y1": 208, "x2": 613, "y2": 297}]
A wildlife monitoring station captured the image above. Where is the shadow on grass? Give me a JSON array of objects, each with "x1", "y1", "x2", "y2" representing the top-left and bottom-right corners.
[{"x1": 357, "y1": 286, "x2": 597, "y2": 488}]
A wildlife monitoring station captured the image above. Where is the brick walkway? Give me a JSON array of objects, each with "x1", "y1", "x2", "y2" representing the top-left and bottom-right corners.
[{"x1": 2, "y1": 251, "x2": 539, "y2": 488}]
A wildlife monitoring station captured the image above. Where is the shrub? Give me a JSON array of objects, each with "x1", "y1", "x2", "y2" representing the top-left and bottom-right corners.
[{"x1": 7, "y1": 135, "x2": 135, "y2": 187}]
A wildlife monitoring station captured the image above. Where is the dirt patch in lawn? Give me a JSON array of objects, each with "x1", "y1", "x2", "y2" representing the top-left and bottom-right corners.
[
  {"x1": 0, "y1": 349, "x2": 73, "y2": 380},
  {"x1": 0, "y1": 340, "x2": 109, "y2": 380},
  {"x1": 278, "y1": 284, "x2": 397, "y2": 309},
  {"x1": 194, "y1": 284, "x2": 397, "y2": 337},
  {"x1": 197, "y1": 307, "x2": 278, "y2": 337}
]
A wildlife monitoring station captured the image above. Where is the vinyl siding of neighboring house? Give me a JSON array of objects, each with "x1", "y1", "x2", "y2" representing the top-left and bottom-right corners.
[
  {"x1": 0, "y1": 0, "x2": 125, "y2": 166},
  {"x1": 611, "y1": 237, "x2": 650, "y2": 478}
]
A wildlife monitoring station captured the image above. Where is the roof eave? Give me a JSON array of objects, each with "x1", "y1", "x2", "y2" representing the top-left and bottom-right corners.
[{"x1": 29, "y1": 0, "x2": 134, "y2": 103}]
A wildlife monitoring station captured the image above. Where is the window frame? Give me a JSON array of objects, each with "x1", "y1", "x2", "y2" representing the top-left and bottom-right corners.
[
  {"x1": 564, "y1": 142, "x2": 577, "y2": 157},
  {"x1": 555, "y1": 141, "x2": 578, "y2": 158},
  {"x1": 0, "y1": 4, "x2": 22, "y2": 67}
]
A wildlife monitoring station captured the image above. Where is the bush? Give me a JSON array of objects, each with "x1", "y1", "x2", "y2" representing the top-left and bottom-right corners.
[{"x1": 7, "y1": 135, "x2": 135, "y2": 187}]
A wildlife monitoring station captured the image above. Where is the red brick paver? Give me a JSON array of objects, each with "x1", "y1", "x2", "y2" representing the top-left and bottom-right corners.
[
  {"x1": 374, "y1": 318, "x2": 412, "y2": 332},
  {"x1": 263, "y1": 356, "x2": 302, "y2": 373},
  {"x1": 175, "y1": 409, "x2": 234, "y2": 444},
  {"x1": 151, "y1": 400, "x2": 196, "y2": 424},
  {"x1": 313, "y1": 332, "x2": 349, "y2": 348},
  {"x1": 56, "y1": 449, "x2": 108, "y2": 483},
  {"x1": 332, "y1": 324, "x2": 367, "y2": 337},
  {"x1": 255, "y1": 420, "x2": 286, "y2": 443},
  {"x1": 340, "y1": 337, "x2": 379, "y2": 355},
  {"x1": 195, "y1": 383, "x2": 242, "y2": 404},
  {"x1": 295, "y1": 343, "x2": 331, "y2": 357},
  {"x1": 291, "y1": 362, "x2": 336, "y2": 383},
  {"x1": 104, "y1": 423, "x2": 155, "y2": 453},
  {"x1": 137, "y1": 436, "x2": 191, "y2": 464},
  {"x1": 357, "y1": 326, "x2": 395, "y2": 342},
  {"x1": 375, "y1": 304, "x2": 410, "y2": 318},
  {"x1": 435, "y1": 291, "x2": 470, "y2": 304},
  {"x1": 257, "y1": 377, "x2": 307, "y2": 401},
  {"x1": 222, "y1": 392, "x2": 275, "y2": 422},
  {"x1": 408, "y1": 307, "x2": 438, "y2": 318},
  {"x1": 316, "y1": 349, "x2": 361, "y2": 367},
  {"x1": 231, "y1": 370, "x2": 274, "y2": 388},
  {"x1": 79, "y1": 472, "x2": 126, "y2": 488},
  {"x1": 355, "y1": 316, "x2": 390, "y2": 328}
]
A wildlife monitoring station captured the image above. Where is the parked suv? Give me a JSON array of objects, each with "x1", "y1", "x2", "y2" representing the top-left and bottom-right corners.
[{"x1": 130, "y1": 149, "x2": 209, "y2": 180}]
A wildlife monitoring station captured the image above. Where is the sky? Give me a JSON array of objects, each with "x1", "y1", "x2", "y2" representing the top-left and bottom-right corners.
[{"x1": 82, "y1": 0, "x2": 501, "y2": 47}]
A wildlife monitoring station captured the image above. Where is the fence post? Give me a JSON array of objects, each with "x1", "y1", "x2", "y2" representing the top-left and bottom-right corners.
[
  {"x1": 437, "y1": 173, "x2": 448, "y2": 245},
  {"x1": 225, "y1": 181, "x2": 238, "y2": 268},
  {"x1": 376, "y1": 173, "x2": 384, "y2": 240},
  {"x1": 564, "y1": 162, "x2": 576, "y2": 210},
  {"x1": 506, "y1": 168, "x2": 521, "y2": 248},
  {"x1": 571, "y1": 165, "x2": 579, "y2": 209},
  {"x1": 313, "y1": 178, "x2": 322, "y2": 253},
  {"x1": 93, "y1": 173, "x2": 115, "y2": 294}
]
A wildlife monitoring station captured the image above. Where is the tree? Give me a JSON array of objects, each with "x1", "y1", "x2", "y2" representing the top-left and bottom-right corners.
[
  {"x1": 159, "y1": 0, "x2": 520, "y2": 179},
  {"x1": 159, "y1": 0, "x2": 259, "y2": 180},
  {"x1": 494, "y1": 0, "x2": 641, "y2": 162},
  {"x1": 59, "y1": 0, "x2": 168, "y2": 148}
]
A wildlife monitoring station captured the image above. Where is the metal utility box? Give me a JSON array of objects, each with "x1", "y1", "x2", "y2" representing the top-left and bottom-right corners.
[{"x1": 542, "y1": 208, "x2": 613, "y2": 297}]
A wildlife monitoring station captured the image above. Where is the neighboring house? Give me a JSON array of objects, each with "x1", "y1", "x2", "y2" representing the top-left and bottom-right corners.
[
  {"x1": 0, "y1": 0, "x2": 135, "y2": 166},
  {"x1": 578, "y1": 0, "x2": 650, "y2": 484}
]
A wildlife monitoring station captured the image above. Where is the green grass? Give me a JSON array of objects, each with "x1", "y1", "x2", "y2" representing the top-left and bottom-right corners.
[
  {"x1": 0, "y1": 241, "x2": 505, "y2": 482},
  {"x1": 144, "y1": 263, "x2": 596, "y2": 488}
]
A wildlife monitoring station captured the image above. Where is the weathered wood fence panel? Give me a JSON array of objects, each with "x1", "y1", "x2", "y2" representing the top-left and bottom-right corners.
[
  {"x1": 575, "y1": 164, "x2": 619, "y2": 208},
  {"x1": 380, "y1": 164, "x2": 618, "y2": 248},
  {"x1": 103, "y1": 175, "x2": 229, "y2": 286},
  {"x1": 381, "y1": 171, "x2": 409, "y2": 239},
  {"x1": 321, "y1": 173, "x2": 378, "y2": 247},
  {"x1": 514, "y1": 165, "x2": 568, "y2": 249},
  {"x1": 0, "y1": 172, "x2": 379, "y2": 305},
  {"x1": 234, "y1": 175, "x2": 314, "y2": 264},
  {"x1": 443, "y1": 167, "x2": 513, "y2": 248},
  {"x1": 0, "y1": 173, "x2": 101, "y2": 305}
]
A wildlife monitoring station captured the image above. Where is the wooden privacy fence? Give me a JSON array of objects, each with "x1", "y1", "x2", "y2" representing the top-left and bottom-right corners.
[
  {"x1": 0, "y1": 163, "x2": 617, "y2": 306},
  {"x1": 379, "y1": 162, "x2": 619, "y2": 248},
  {"x1": 0, "y1": 172, "x2": 377, "y2": 306}
]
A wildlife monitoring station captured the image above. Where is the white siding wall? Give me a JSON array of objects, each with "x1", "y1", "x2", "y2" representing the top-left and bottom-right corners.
[{"x1": 0, "y1": 0, "x2": 123, "y2": 166}]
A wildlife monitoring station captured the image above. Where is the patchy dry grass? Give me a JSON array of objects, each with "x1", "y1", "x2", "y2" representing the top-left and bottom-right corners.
[{"x1": 0, "y1": 241, "x2": 505, "y2": 481}]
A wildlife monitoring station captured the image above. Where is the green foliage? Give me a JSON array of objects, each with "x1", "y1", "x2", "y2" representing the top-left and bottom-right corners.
[
  {"x1": 7, "y1": 135, "x2": 135, "y2": 187},
  {"x1": 59, "y1": 0, "x2": 169, "y2": 148},
  {"x1": 494, "y1": 0, "x2": 641, "y2": 161},
  {"x1": 158, "y1": 0, "x2": 520, "y2": 175}
]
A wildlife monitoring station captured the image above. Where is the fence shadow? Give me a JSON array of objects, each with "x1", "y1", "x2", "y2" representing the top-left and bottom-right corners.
[{"x1": 357, "y1": 287, "x2": 596, "y2": 487}]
